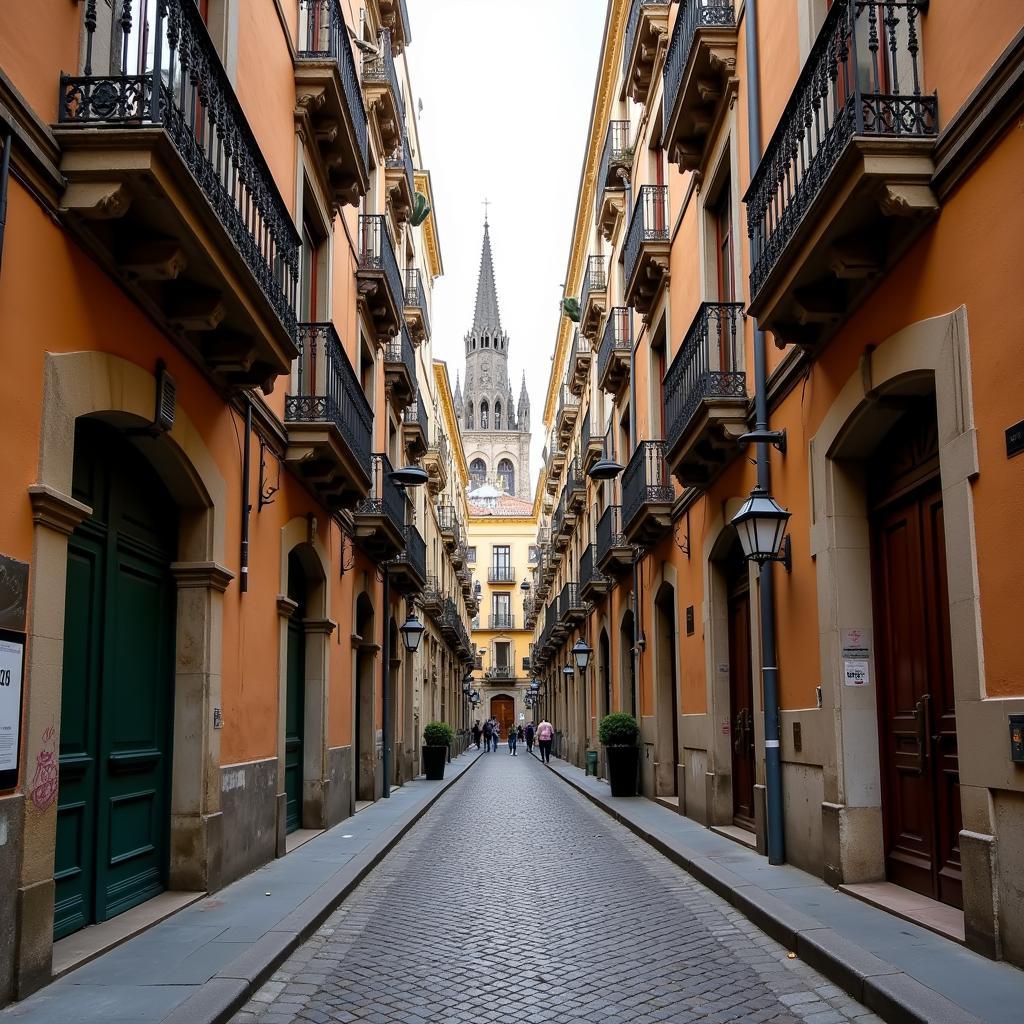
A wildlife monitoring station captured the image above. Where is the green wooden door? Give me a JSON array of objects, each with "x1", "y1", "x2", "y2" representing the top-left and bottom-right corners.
[
  {"x1": 284, "y1": 553, "x2": 306, "y2": 834},
  {"x1": 54, "y1": 421, "x2": 177, "y2": 940}
]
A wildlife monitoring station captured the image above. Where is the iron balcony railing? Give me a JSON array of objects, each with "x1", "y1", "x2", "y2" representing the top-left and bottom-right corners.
[
  {"x1": 566, "y1": 457, "x2": 584, "y2": 499},
  {"x1": 598, "y1": 119, "x2": 632, "y2": 191},
  {"x1": 597, "y1": 505, "x2": 626, "y2": 563},
  {"x1": 746, "y1": 0, "x2": 937, "y2": 297},
  {"x1": 404, "y1": 267, "x2": 431, "y2": 339},
  {"x1": 557, "y1": 383, "x2": 580, "y2": 419},
  {"x1": 570, "y1": 330, "x2": 591, "y2": 372},
  {"x1": 297, "y1": 0, "x2": 369, "y2": 176},
  {"x1": 488, "y1": 565, "x2": 516, "y2": 584},
  {"x1": 358, "y1": 214, "x2": 403, "y2": 310},
  {"x1": 422, "y1": 575, "x2": 442, "y2": 609},
  {"x1": 486, "y1": 665, "x2": 515, "y2": 680},
  {"x1": 580, "y1": 255, "x2": 607, "y2": 314},
  {"x1": 59, "y1": 0, "x2": 300, "y2": 341},
  {"x1": 625, "y1": 185, "x2": 669, "y2": 289},
  {"x1": 664, "y1": 302, "x2": 747, "y2": 450},
  {"x1": 361, "y1": 30, "x2": 404, "y2": 120},
  {"x1": 437, "y1": 503, "x2": 460, "y2": 543},
  {"x1": 386, "y1": 324, "x2": 416, "y2": 382},
  {"x1": 551, "y1": 488, "x2": 567, "y2": 538},
  {"x1": 558, "y1": 582, "x2": 583, "y2": 622},
  {"x1": 581, "y1": 411, "x2": 592, "y2": 451},
  {"x1": 287, "y1": 323, "x2": 373, "y2": 469},
  {"x1": 488, "y1": 614, "x2": 516, "y2": 630},
  {"x1": 402, "y1": 389, "x2": 429, "y2": 434},
  {"x1": 624, "y1": 0, "x2": 671, "y2": 83},
  {"x1": 663, "y1": 1, "x2": 736, "y2": 140},
  {"x1": 598, "y1": 307, "x2": 632, "y2": 382},
  {"x1": 357, "y1": 453, "x2": 407, "y2": 536},
  {"x1": 427, "y1": 425, "x2": 448, "y2": 463},
  {"x1": 387, "y1": 133, "x2": 415, "y2": 201},
  {"x1": 580, "y1": 544, "x2": 607, "y2": 592},
  {"x1": 622, "y1": 441, "x2": 674, "y2": 530},
  {"x1": 393, "y1": 523, "x2": 426, "y2": 580}
]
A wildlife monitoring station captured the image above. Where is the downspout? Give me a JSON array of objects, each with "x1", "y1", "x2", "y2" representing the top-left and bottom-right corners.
[
  {"x1": 381, "y1": 565, "x2": 391, "y2": 798},
  {"x1": 0, "y1": 132, "x2": 11, "y2": 275},
  {"x1": 240, "y1": 397, "x2": 252, "y2": 593},
  {"x1": 744, "y1": 0, "x2": 785, "y2": 865}
]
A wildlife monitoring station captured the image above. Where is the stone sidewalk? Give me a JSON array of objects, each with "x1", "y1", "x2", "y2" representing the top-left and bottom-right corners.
[
  {"x1": 1, "y1": 750, "x2": 480, "y2": 1024},
  {"x1": 540, "y1": 755, "x2": 1024, "y2": 1024}
]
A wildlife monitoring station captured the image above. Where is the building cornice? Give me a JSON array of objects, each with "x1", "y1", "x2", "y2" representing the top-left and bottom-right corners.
[{"x1": 434, "y1": 360, "x2": 469, "y2": 487}]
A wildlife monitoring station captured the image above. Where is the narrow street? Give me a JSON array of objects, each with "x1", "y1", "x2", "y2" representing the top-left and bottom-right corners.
[{"x1": 233, "y1": 755, "x2": 878, "y2": 1024}]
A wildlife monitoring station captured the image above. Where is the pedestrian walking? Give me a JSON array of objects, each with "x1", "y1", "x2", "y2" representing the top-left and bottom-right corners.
[
  {"x1": 508, "y1": 725, "x2": 517, "y2": 755},
  {"x1": 525, "y1": 721, "x2": 535, "y2": 754},
  {"x1": 471, "y1": 721, "x2": 482, "y2": 750},
  {"x1": 516, "y1": 724, "x2": 524, "y2": 743},
  {"x1": 482, "y1": 720, "x2": 493, "y2": 752},
  {"x1": 491, "y1": 720, "x2": 500, "y2": 752},
  {"x1": 536, "y1": 719, "x2": 554, "y2": 764}
]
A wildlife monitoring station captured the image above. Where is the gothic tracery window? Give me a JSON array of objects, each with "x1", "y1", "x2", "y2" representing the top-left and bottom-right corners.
[
  {"x1": 497, "y1": 458, "x2": 515, "y2": 495},
  {"x1": 495, "y1": 401, "x2": 502, "y2": 430},
  {"x1": 470, "y1": 458, "x2": 486, "y2": 489},
  {"x1": 480, "y1": 400, "x2": 489, "y2": 429}
]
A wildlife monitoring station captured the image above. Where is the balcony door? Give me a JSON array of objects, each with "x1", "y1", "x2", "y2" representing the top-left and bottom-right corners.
[
  {"x1": 492, "y1": 592, "x2": 510, "y2": 629},
  {"x1": 492, "y1": 545, "x2": 510, "y2": 580}
]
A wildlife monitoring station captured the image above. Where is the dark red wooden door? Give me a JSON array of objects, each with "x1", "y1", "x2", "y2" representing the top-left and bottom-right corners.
[{"x1": 870, "y1": 406, "x2": 961, "y2": 908}]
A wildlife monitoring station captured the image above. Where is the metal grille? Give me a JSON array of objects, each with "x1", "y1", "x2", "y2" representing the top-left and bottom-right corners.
[
  {"x1": 624, "y1": 185, "x2": 668, "y2": 291},
  {"x1": 358, "y1": 215, "x2": 403, "y2": 313},
  {"x1": 622, "y1": 441, "x2": 673, "y2": 531}
]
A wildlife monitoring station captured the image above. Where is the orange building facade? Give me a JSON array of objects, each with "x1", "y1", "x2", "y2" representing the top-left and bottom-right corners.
[
  {"x1": 531, "y1": 0, "x2": 1024, "y2": 968},
  {"x1": 0, "y1": 0, "x2": 476, "y2": 1002}
]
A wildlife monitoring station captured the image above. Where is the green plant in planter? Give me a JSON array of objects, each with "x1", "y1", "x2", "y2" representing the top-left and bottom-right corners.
[
  {"x1": 423, "y1": 721, "x2": 454, "y2": 747},
  {"x1": 410, "y1": 191, "x2": 432, "y2": 227},
  {"x1": 598, "y1": 712, "x2": 639, "y2": 746},
  {"x1": 561, "y1": 297, "x2": 581, "y2": 323}
]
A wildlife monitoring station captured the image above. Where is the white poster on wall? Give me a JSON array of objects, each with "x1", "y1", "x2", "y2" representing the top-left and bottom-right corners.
[
  {"x1": 0, "y1": 636, "x2": 25, "y2": 777},
  {"x1": 843, "y1": 658, "x2": 870, "y2": 687}
]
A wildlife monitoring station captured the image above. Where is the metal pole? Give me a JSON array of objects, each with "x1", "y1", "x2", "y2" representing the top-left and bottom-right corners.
[
  {"x1": 240, "y1": 397, "x2": 252, "y2": 593},
  {"x1": 381, "y1": 565, "x2": 391, "y2": 798},
  {"x1": 745, "y1": 0, "x2": 785, "y2": 865}
]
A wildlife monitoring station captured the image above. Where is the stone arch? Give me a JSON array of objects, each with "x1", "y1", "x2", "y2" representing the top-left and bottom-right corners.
[
  {"x1": 808, "y1": 307, "x2": 981, "y2": 893},
  {"x1": 469, "y1": 457, "x2": 487, "y2": 489},
  {"x1": 20, "y1": 351, "x2": 231, "y2": 983},
  {"x1": 277, "y1": 518, "x2": 334, "y2": 844}
]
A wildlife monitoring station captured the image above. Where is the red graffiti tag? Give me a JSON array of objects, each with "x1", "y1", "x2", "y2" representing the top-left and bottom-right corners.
[{"x1": 30, "y1": 725, "x2": 58, "y2": 811}]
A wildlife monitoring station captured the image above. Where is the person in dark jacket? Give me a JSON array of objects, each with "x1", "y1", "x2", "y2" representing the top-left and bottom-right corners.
[
  {"x1": 525, "y1": 722, "x2": 535, "y2": 754},
  {"x1": 482, "y1": 720, "x2": 493, "y2": 752},
  {"x1": 471, "y1": 721, "x2": 482, "y2": 749}
]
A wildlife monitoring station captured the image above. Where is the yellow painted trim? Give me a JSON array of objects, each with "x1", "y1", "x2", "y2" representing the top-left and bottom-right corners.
[
  {"x1": 415, "y1": 170, "x2": 444, "y2": 279},
  {"x1": 541, "y1": 0, "x2": 627, "y2": 431},
  {"x1": 434, "y1": 360, "x2": 469, "y2": 486},
  {"x1": 467, "y1": 517, "x2": 537, "y2": 526}
]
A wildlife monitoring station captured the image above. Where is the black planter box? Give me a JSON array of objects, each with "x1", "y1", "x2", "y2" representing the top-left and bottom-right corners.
[
  {"x1": 422, "y1": 745, "x2": 447, "y2": 781},
  {"x1": 605, "y1": 744, "x2": 639, "y2": 797}
]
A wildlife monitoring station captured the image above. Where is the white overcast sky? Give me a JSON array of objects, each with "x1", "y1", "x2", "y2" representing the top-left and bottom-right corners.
[{"x1": 407, "y1": 0, "x2": 605, "y2": 492}]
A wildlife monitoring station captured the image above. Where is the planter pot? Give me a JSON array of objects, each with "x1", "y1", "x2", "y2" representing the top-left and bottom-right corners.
[
  {"x1": 422, "y1": 745, "x2": 448, "y2": 781},
  {"x1": 605, "y1": 744, "x2": 639, "y2": 797}
]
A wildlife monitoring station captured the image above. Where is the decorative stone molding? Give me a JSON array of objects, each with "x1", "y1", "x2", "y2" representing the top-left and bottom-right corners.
[
  {"x1": 27, "y1": 485, "x2": 91, "y2": 537},
  {"x1": 277, "y1": 595, "x2": 299, "y2": 619},
  {"x1": 171, "y1": 561, "x2": 235, "y2": 592},
  {"x1": 305, "y1": 617, "x2": 338, "y2": 636}
]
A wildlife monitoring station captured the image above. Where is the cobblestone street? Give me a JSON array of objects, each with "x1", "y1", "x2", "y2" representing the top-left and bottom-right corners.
[{"x1": 233, "y1": 754, "x2": 880, "y2": 1024}]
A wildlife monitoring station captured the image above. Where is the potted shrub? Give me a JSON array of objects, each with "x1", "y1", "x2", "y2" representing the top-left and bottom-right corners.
[
  {"x1": 422, "y1": 721, "x2": 454, "y2": 781},
  {"x1": 599, "y1": 712, "x2": 640, "y2": 797}
]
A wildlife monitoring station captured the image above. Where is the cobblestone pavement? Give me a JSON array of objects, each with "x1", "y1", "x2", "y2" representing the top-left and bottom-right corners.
[{"x1": 233, "y1": 753, "x2": 881, "y2": 1024}]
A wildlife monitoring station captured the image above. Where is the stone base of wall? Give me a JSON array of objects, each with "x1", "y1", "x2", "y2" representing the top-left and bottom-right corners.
[
  {"x1": 0, "y1": 795, "x2": 24, "y2": 1003},
  {"x1": 220, "y1": 758, "x2": 277, "y2": 887},
  {"x1": 326, "y1": 746, "x2": 352, "y2": 828}
]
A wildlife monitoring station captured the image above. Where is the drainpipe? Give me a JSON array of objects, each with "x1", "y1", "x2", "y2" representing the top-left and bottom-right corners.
[
  {"x1": 240, "y1": 397, "x2": 252, "y2": 593},
  {"x1": 0, "y1": 132, "x2": 11, "y2": 275},
  {"x1": 744, "y1": 0, "x2": 785, "y2": 865},
  {"x1": 381, "y1": 564, "x2": 391, "y2": 798}
]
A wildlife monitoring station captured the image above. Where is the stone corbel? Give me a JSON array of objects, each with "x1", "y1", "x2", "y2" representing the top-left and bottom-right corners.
[
  {"x1": 170, "y1": 561, "x2": 235, "y2": 592},
  {"x1": 277, "y1": 594, "x2": 299, "y2": 619},
  {"x1": 28, "y1": 484, "x2": 91, "y2": 537},
  {"x1": 305, "y1": 618, "x2": 338, "y2": 637}
]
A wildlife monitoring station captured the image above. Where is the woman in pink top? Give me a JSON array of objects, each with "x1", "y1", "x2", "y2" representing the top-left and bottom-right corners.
[{"x1": 536, "y1": 719, "x2": 554, "y2": 763}]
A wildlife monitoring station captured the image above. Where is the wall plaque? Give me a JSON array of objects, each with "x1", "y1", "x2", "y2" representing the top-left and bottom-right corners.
[{"x1": 1007, "y1": 419, "x2": 1024, "y2": 459}]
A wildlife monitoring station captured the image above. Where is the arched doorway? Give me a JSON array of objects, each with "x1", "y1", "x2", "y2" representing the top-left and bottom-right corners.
[
  {"x1": 869, "y1": 396, "x2": 961, "y2": 907},
  {"x1": 490, "y1": 694, "x2": 515, "y2": 739},
  {"x1": 620, "y1": 609, "x2": 637, "y2": 720},
  {"x1": 55, "y1": 419, "x2": 177, "y2": 939},
  {"x1": 355, "y1": 593, "x2": 376, "y2": 802},
  {"x1": 654, "y1": 584, "x2": 680, "y2": 797},
  {"x1": 284, "y1": 552, "x2": 307, "y2": 834},
  {"x1": 725, "y1": 535, "x2": 756, "y2": 830}
]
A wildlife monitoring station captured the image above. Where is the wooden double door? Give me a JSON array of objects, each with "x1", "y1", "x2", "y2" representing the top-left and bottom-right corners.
[
  {"x1": 870, "y1": 403, "x2": 961, "y2": 908},
  {"x1": 490, "y1": 695, "x2": 515, "y2": 739},
  {"x1": 55, "y1": 421, "x2": 177, "y2": 939}
]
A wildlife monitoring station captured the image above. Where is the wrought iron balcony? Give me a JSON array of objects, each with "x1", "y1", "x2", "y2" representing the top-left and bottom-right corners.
[
  {"x1": 746, "y1": 0, "x2": 938, "y2": 351},
  {"x1": 385, "y1": 325, "x2": 417, "y2": 407},
  {"x1": 568, "y1": 331, "x2": 592, "y2": 397},
  {"x1": 296, "y1": 0, "x2": 370, "y2": 208},
  {"x1": 488, "y1": 614, "x2": 516, "y2": 630},
  {"x1": 663, "y1": 0, "x2": 738, "y2": 174},
  {"x1": 485, "y1": 665, "x2": 515, "y2": 681},
  {"x1": 598, "y1": 307, "x2": 632, "y2": 395},
  {"x1": 581, "y1": 411, "x2": 606, "y2": 474},
  {"x1": 664, "y1": 302, "x2": 748, "y2": 487},
  {"x1": 56, "y1": 0, "x2": 299, "y2": 389},
  {"x1": 391, "y1": 523, "x2": 427, "y2": 594},
  {"x1": 357, "y1": 214, "x2": 404, "y2": 340},
  {"x1": 596, "y1": 120, "x2": 632, "y2": 239},
  {"x1": 385, "y1": 134, "x2": 416, "y2": 223},
  {"x1": 354, "y1": 453, "x2": 408, "y2": 559},
  {"x1": 565, "y1": 457, "x2": 586, "y2": 514},
  {"x1": 597, "y1": 504, "x2": 633, "y2": 575},
  {"x1": 378, "y1": 0, "x2": 413, "y2": 54},
  {"x1": 579, "y1": 256, "x2": 608, "y2": 341},
  {"x1": 285, "y1": 323, "x2": 373, "y2": 509},
  {"x1": 624, "y1": 185, "x2": 670, "y2": 314},
  {"x1": 551, "y1": 489, "x2": 569, "y2": 552},
  {"x1": 623, "y1": 0, "x2": 671, "y2": 105},
  {"x1": 422, "y1": 575, "x2": 443, "y2": 618},
  {"x1": 404, "y1": 268, "x2": 431, "y2": 344},
  {"x1": 452, "y1": 540, "x2": 467, "y2": 570},
  {"x1": 437, "y1": 504, "x2": 459, "y2": 550},
  {"x1": 423, "y1": 427, "x2": 448, "y2": 495},
  {"x1": 558, "y1": 582, "x2": 586, "y2": 626},
  {"x1": 580, "y1": 544, "x2": 611, "y2": 602},
  {"x1": 556, "y1": 384, "x2": 581, "y2": 449},
  {"x1": 402, "y1": 390, "x2": 429, "y2": 458},
  {"x1": 361, "y1": 30, "x2": 404, "y2": 154},
  {"x1": 488, "y1": 565, "x2": 517, "y2": 585},
  {"x1": 622, "y1": 441, "x2": 674, "y2": 546}
]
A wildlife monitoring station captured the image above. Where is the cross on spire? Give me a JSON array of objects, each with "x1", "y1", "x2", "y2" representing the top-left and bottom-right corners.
[{"x1": 482, "y1": 197, "x2": 490, "y2": 225}]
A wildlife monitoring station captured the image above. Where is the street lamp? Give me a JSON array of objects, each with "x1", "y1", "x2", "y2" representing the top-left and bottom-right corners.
[
  {"x1": 587, "y1": 456, "x2": 624, "y2": 481},
  {"x1": 399, "y1": 610, "x2": 425, "y2": 653},
  {"x1": 389, "y1": 465, "x2": 429, "y2": 488},
  {"x1": 562, "y1": 664, "x2": 574, "y2": 679},
  {"x1": 571, "y1": 638, "x2": 593, "y2": 673},
  {"x1": 520, "y1": 578, "x2": 531, "y2": 593},
  {"x1": 730, "y1": 485, "x2": 792, "y2": 571}
]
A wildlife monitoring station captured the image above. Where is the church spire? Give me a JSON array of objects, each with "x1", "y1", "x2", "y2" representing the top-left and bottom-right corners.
[
  {"x1": 470, "y1": 219, "x2": 503, "y2": 337},
  {"x1": 518, "y1": 371, "x2": 530, "y2": 433},
  {"x1": 453, "y1": 371, "x2": 463, "y2": 423}
]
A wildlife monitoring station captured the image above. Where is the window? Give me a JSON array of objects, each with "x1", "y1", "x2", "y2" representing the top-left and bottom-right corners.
[
  {"x1": 495, "y1": 402, "x2": 502, "y2": 430},
  {"x1": 492, "y1": 546, "x2": 511, "y2": 573},
  {"x1": 495, "y1": 641, "x2": 510, "y2": 669},
  {"x1": 713, "y1": 183, "x2": 736, "y2": 303},
  {"x1": 467, "y1": 546, "x2": 477, "y2": 563},
  {"x1": 470, "y1": 458, "x2": 486, "y2": 488},
  {"x1": 480, "y1": 401, "x2": 489, "y2": 429},
  {"x1": 497, "y1": 458, "x2": 515, "y2": 495},
  {"x1": 466, "y1": 402, "x2": 474, "y2": 429},
  {"x1": 528, "y1": 545, "x2": 540, "y2": 563}
]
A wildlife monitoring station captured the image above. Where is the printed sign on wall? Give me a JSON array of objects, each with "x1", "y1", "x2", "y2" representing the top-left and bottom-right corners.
[{"x1": 0, "y1": 630, "x2": 26, "y2": 790}]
